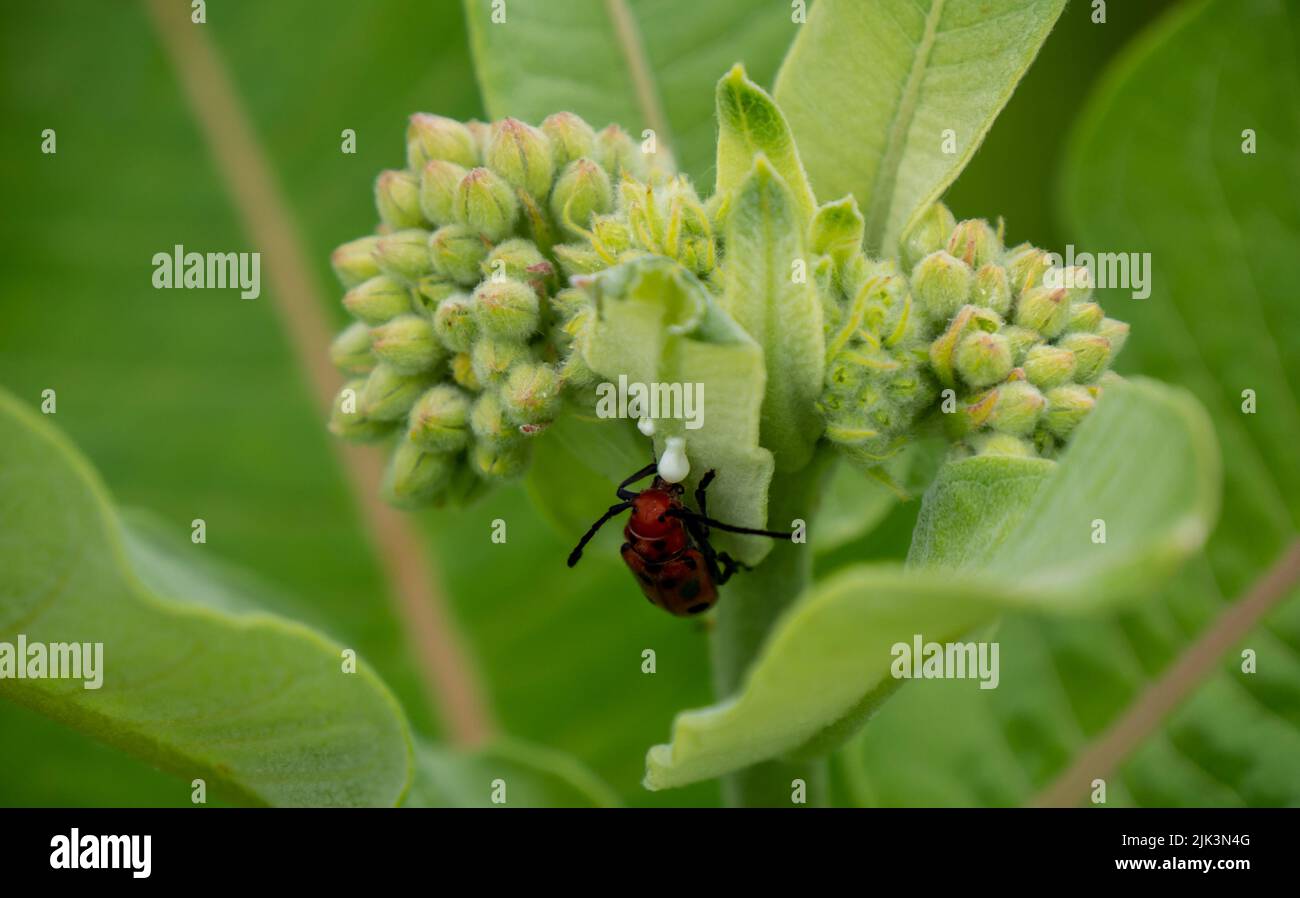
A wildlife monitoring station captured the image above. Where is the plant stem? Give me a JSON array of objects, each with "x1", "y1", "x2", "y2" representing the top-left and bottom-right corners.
[{"x1": 710, "y1": 447, "x2": 834, "y2": 807}]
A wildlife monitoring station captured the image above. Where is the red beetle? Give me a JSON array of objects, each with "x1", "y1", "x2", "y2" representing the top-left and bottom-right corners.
[{"x1": 567, "y1": 462, "x2": 793, "y2": 616}]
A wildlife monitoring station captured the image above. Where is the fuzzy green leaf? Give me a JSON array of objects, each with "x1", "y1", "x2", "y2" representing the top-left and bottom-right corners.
[
  {"x1": 0, "y1": 390, "x2": 412, "y2": 807},
  {"x1": 773, "y1": 0, "x2": 1065, "y2": 255},
  {"x1": 714, "y1": 64, "x2": 816, "y2": 224},
  {"x1": 402, "y1": 740, "x2": 619, "y2": 807},
  {"x1": 721, "y1": 157, "x2": 826, "y2": 472},
  {"x1": 805, "y1": 0, "x2": 1300, "y2": 810},
  {"x1": 463, "y1": 0, "x2": 799, "y2": 182},
  {"x1": 644, "y1": 379, "x2": 1218, "y2": 789},
  {"x1": 580, "y1": 256, "x2": 776, "y2": 565}
]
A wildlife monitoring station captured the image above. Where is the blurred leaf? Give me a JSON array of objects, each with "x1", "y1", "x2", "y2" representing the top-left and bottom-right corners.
[
  {"x1": 403, "y1": 739, "x2": 619, "y2": 807},
  {"x1": 773, "y1": 0, "x2": 1065, "y2": 254},
  {"x1": 815, "y1": 457, "x2": 908, "y2": 556},
  {"x1": 582, "y1": 256, "x2": 777, "y2": 565},
  {"x1": 644, "y1": 379, "x2": 1218, "y2": 789},
  {"x1": 0, "y1": 0, "x2": 479, "y2": 803},
  {"x1": 844, "y1": 0, "x2": 1300, "y2": 808},
  {"x1": 462, "y1": 0, "x2": 799, "y2": 182},
  {"x1": 0, "y1": 391, "x2": 411, "y2": 807}
]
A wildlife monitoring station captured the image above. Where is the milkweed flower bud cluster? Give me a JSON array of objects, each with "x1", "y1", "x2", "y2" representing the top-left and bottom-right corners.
[
  {"x1": 819, "y1": 202, "x2": 1129, "y2": 464},
  {"x1": 327, "y1": 112, "x2": 672, "y2": 506}
]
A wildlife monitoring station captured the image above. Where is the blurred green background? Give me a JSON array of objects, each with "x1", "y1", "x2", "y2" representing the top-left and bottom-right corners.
[{"x1": 0, "y1": 0, "x2": 1178, "y2": 806}]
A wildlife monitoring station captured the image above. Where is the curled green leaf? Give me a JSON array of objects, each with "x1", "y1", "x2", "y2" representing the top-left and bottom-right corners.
[
  {"x1": 715, "y1": 64, "x2": 816, "y2": 225},
  {"x1": 579, "y1": 255, "x2": 777, "y2": 564}
]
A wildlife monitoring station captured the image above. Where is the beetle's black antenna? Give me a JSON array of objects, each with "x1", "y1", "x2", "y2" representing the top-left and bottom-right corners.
[
  {"x1": 568, "y1": 500, "x2": 633, "y2": 567},
  {"x1": 615, "y1": 462, "x2": 659, "y2": 501}
]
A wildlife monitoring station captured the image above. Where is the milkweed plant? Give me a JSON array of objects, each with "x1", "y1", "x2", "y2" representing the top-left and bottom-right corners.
[
  {"x1": 322, "y1": 3, "x2": 1217, "y2": 806},
  {"x1": 17, "y1": 0, "x2": 1286, "y2": 810}
]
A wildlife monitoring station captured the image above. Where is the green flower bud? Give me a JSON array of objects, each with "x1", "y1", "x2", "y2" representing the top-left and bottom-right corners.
[
  {"x1": 1058, "y1": 331, "x2": 1111, "y2": 383},
  {"x1": 955, "y1": 330, "x2": 1013, "y2": 388},
  {"x1": 383, "y1": 440, "x2": 456, "y2": 508},
  {"x1": 1000, "y1": 325, "x2": 1041, "y2": 364},
  {"x1": 1068, "y1": 300, "x2": 1104, "y2": 332},
  {"x1": 1004, "y1": 243, "x2": 1053, "y2": 294},
  {"x1": 541, "y1": 112, "x2": 597, "y2": 167},
  {"x1": 1042, "y1": 384, "x2": 1095, "y2": 439},
  {"x1": 558, "y1": 342, "x2": 597, "y2": 389},
  {"x1": 331, "y1": 235, "x2": 382, "y2": 287},
  {"x1": 500, "y1": 361, "x2": 561, "y2": 425},
  {"x1": 942, "y1": 388, "x2": 996, "y2": 438},
  {"x1": 370, "y1": 314, "x2": 445, "y2": 374},
  {"x1": 361, "y1": 363, "x2": 434, "y2": 422},
  {"x1": 482, "y1": 239, "x2": 555, "y2": 293},
  {"x1": 1014, "y1": 285, "x2": 1071, "y2": 338},
  {"x1": 471, "y1": 439, "x2": 531, "y2": 481},
  {"x1": 946, "y1": 219, "x2": 1002, "y2": 269},
  {"x1": 472, "y1": 278, "x2": 540, "y2": 341},
  {"x1": 329, "y1": 321, "x2": 375, "y2": 375},
  {"x1": 971, "y1": 264, "x2": 1012, "y2": 317},
  {"x1": 406, "y1": 113, "x2": 478, "y2": 171},
  {"x1": 928, "y1": 304, "x2": 999, "y2": 387},
  {"x1": 432, "y1": 293, "x2": 478, "y2": 352},
  {"x1": 486, "y1": 118, "x2": 555, "y2": 200},
  {"x1": 553, "y1": 243, "x2": 605, "y2": 277},
  {"x1": 551, "y1": 158, "x2": 614, "y2": 236},
  {"x1": 407, "y1": 384, "x2": 472, "y2": 452},
  {"x1": 596, "y1": 125, "x2": 642, "y2": 180},
  {"x1": 971, "y1": 432, "x2": 1035, "y2": 458},
  {"x1": 465, "y1": 120, "x2": 491, "y2": 157},
  {"x1": 413, "y1": 275, "x2": 458, "y2": 315},
  {"x1": 375, "y1": 169, "x2": 424, "y2": 229},
  {"x1": 990, "y1": 380, "x2": 1046, "y2": 436},
  {"x1": 912, "y1": 251, "x2": 973, "y2": 326},
  {"x1": 550, "y1": 286, "x2": 591, "y2": 320},
  {"x1": 450, "y1": 352, "x2": 480, "y2": 391},
  {"x1": 343, "y1": 275, "x2": 413, "y2": 325},
  {"x1": 1097, "y1": 318, "x2": 1130, "y2": 363},
  {"x1": 469, "y1": 389, "x2": 517, "y2": 445},
  {"x1": 809, "y1": 197, "x2": 866, "y2": 270},
  {"x1": 454, "y1": 167, "x2": 519, "y2": 241},
  {"x1": 1053, "y1": 265, "x2": 1095, "y2": 306},
  {"x1": 329, "y1": 379, "x2": 395, "y2": 442},
  {"x1": 1022, "y1": 343, "x2": 1077, "y2": 389},
  {"x1": 471, "y1": 338, "x2": 530, "y2": 386},
  {"x1": 419, "y1": 159, "x2": 468, "y2": 226},
  {"x1": 372, "y1": 229, "x2": 433, "y2": 283},
  {"x1": 428, "y1": 224, "x2": 491, "y2": 286},
  {"x1": 900, "y1": 202, "x2": 956, "y2": 271},
  {"x1": 591, "y1": 214, "x2": 632, "y2": 256}
]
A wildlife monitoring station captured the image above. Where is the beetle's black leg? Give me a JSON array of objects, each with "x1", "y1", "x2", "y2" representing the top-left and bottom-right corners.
[
  {"x1": 667, "y1": 508, "x2": 794, "y2": 541},
  {"x1": 568, "y1": 501, "x2": 633, "y2": 567},
  {"x1": 681, "y1": 514, "x2": 725, "y2": 584},
  {"x1": 615, "y1": 462, "x2": 659, "y2": 500},
  {"x1": 713, "y1": 551, "x2": 751, "y2": 586},
  {"x1": 694, "y1": 469, "x2": 717, "y2": 518}
]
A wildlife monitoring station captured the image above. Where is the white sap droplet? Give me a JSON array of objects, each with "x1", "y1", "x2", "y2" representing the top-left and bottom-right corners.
[
  {"x1": 658, "y1": 437, "x2": 689, "y2": 484},
  {"x1": 638, "y1": 417, "x2": 656, "y2": 436}
]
